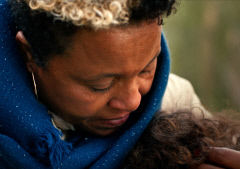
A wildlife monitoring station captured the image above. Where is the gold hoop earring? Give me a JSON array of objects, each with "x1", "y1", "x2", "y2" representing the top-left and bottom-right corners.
[{"x1": 31, "y1": 72, "x2": 38, "y2": 99}]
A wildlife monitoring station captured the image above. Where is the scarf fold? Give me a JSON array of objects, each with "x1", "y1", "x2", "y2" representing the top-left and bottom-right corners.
[{"x1": 0, "y1": 1, "x2": 170, "y2": 168}]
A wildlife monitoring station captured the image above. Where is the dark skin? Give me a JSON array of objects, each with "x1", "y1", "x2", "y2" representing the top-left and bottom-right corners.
[
  {"x1": 197, "y1": 147, "x2": 240, "y2": 169},
  {"x1": 17, "y1": 20, "x2": 161, "y2": 136},
  {"x1": 16, "y1": 20, "x2": 240, "y2": 169}
]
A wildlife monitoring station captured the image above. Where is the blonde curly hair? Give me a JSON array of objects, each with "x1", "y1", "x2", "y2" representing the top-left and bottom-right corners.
[{"x1": 24, "y1": 0, "x2": 140, "y2": 28}]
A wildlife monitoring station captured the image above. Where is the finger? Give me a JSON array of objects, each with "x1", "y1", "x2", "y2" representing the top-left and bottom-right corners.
[
  {"x1": 208, "y1": 147, "x2": 240, "y2": 169},
  {"x1": 196, "y1": 163, "x2": 224, "y2": 169}
]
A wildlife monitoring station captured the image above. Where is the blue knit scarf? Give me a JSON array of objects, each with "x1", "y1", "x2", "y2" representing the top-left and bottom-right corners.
[{"x1": 0, "y1": 1, "x2": 170, "y2": 168}]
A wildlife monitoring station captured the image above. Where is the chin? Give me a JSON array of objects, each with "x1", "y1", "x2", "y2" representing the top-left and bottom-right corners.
[
  {"x1": 94, "y1": 129, "x2": 116, "y2": 136},
  {"x1": 75, "y1": 124, "x2": 118, "y2": 136}
]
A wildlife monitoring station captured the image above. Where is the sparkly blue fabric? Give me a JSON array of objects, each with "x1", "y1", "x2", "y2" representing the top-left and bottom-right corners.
[{"x1": 0, "y1": 0, "x2": 170, "y2": 169}]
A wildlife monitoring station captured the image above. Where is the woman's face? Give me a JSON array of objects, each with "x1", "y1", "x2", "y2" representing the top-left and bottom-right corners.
[{"x1": 30, "y1": 21, "x2": 162, "y2": 136}]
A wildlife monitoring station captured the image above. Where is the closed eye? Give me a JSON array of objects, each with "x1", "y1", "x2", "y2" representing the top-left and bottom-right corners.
[
  {"x1": 90, "y1": 81, "x2": 114, "y2": 93},
  {"x1": 140, "y1": 70, "x2": 151, "y2": 75},
  {"x1": 91, "y1": 86, "x2": 111, "y2": 92}
]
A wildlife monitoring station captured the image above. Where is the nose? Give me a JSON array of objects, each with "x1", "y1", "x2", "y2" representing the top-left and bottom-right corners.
[{"x1": 108, "y1": 80, "x2": 142, "y2": 112}]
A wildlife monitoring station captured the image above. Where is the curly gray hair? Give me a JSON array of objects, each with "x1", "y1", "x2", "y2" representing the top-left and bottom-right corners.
[{"x1": 25, "y1": 0, "x2": 140, "y2": 28}]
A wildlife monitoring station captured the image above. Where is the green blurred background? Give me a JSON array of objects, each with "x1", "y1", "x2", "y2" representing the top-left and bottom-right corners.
[{"x1": 163, "y1": 0, "x2": 240, "y2": 115}]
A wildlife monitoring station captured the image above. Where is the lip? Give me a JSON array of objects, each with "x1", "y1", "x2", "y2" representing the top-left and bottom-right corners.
[{"x1": 99, "y1": 114, "x2": 130, "y2": 128}]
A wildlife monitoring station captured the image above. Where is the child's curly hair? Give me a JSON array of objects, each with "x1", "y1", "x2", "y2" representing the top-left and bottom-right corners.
[{"x1": 124, "y1": 112, "x2": 240, "y2": 169}]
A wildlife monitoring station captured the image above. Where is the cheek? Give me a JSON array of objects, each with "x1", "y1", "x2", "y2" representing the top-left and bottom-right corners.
[
  {"x1": 140, "y1": 77, "x2": 155, "y2": 95},
  {"x1": 60, "y1": 87, "x2": 110, "y2": 117},
  {"x1": 37, "y1": 74, "x2": 109, "y2": 119},
  {"x1": 140, "y1": 71, "x2": 157, "y2": 95}
]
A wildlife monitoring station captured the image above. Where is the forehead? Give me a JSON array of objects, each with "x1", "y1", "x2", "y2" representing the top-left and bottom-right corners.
[{"x1": 47, "y1": 21, "x2": 161, "y2": 77}]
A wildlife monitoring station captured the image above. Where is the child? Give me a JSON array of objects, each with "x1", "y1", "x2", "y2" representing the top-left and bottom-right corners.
[{"x1": 124, "y1": 111, "x2": 240, "y2": 169}]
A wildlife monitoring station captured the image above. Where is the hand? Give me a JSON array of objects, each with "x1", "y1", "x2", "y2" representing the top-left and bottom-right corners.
[{"x1": 197, "y1": 147, "x2": 240, "y2": 169}]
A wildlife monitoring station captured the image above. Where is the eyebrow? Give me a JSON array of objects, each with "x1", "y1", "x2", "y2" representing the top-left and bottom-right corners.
[{"x1": 82, "y1": 50, "x2": 161, "y2": 82}]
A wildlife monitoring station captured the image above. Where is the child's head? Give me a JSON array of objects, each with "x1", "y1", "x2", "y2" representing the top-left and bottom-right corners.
[{"x1": 124, "y1": 112, "x2": 240, "y2": 169}]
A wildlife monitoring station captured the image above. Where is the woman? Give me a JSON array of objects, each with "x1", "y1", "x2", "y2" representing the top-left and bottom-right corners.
[{"x1": 0, "y1": 0, "x2": 239, "y2": 168}]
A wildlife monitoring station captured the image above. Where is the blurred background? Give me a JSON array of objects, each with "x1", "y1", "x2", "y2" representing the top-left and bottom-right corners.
[{"x1": 163, "y1": 0, "x2": 240, "y2": 116}]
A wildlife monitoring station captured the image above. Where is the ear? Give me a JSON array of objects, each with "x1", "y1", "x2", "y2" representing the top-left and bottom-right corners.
[{"x1": 16, "y1": 31, "x2": 37, "y2": 73}]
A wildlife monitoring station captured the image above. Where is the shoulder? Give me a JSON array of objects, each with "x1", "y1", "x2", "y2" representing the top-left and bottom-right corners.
[
  {"x1": 160, "y1": 73, "x2": 212, "y2": 118},
  {"x1": 164, "y1": 74, "x2": 196, "y2": 100}
]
